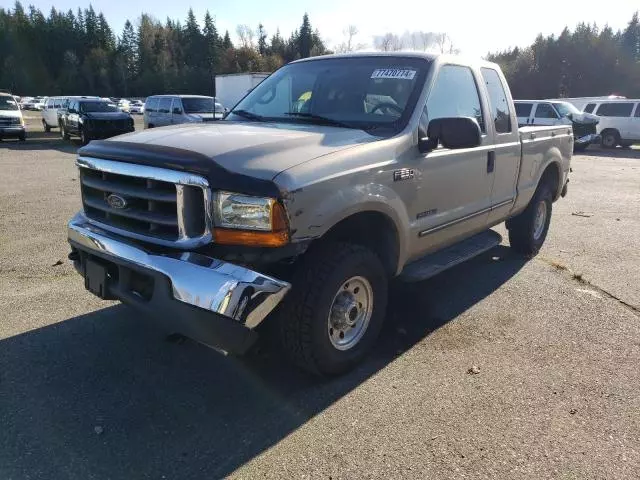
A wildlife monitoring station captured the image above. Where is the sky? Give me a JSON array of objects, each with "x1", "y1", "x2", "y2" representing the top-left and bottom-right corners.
[{"x1": 4, "y1": 0, "x2": 639, "y2": 57}]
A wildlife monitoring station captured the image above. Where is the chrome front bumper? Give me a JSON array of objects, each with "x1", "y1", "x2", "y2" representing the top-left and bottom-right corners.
[{"x1": 68, "y1": 212, "x2": 291, "y2": 352}]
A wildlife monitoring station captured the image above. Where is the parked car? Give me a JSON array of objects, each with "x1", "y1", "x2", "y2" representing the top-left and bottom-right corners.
[
  {"x1": 67, "y1": 53, "x2": 571, "y2": 375},
  {"x1": 129, "y1": 100, "x2": 145, "y2": 114},
  {"x1": 143, "y1": 95, "x2": 222, "y2": 128},
  {"x1": 59, "y1": 98, "x2": 134, "y2": 145},
  {"x1": 20, "y1": 97, "x2": 41, "y2": 110},
  {"x1": 117, "y1": 99, "x2": 131, "y2": 113},
  {"x1": 0, "y1": 92, "x2": 26, "y2": 141},
  {"x1": 514, "y1": 100, "x2": 600, "y2": 151},
  {"x1": 578, "y1": 99, "x2": 640, "y2": 148},
  {"x1": 43, "y1": 96, "x2": 102, "y2": 131}
]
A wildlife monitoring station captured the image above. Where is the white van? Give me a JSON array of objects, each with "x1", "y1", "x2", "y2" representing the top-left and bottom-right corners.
[
  {"x1": 41, "y1": 96, "x2": 66, "y2": 131},
  {"x1": 143, "y1": 95, "x2": 225, "y2": 129},
  {"x1": 580, "y1": 99, "x2": 640, "y2": 148},
  {"x1": 514, "y1": 100, "x2": 600, "y2": 150}
]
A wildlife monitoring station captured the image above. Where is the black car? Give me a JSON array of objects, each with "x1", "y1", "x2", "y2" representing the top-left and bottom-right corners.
[{"x1": 59, "y1": 99, "x2": 134, "y2": 145}]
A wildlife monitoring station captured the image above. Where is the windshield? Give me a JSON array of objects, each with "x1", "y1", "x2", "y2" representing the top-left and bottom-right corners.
[
  {"x1": 553, "y1": 102, "x2": 581, "y2": 117},
  {"x1": 0, "y1": 97, "x2": 19, "y2": 111},
  {"x1": 80, "y1": 101, "x2": 119, "y2": 113},
  {"x1": 182, "y1": 97, "x2": 215, "y2": 113},
  {"x1": 229, "y1": 56, "x2": 430, "y2": 135}
]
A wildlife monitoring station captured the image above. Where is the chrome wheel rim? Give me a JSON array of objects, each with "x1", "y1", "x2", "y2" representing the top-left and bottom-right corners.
[
  {"x1": 533, "y1": 200, "x2": 547, "y2": 241},
  {"x1": 328, "y1": 276, "x2": 373, "y2": 351}
]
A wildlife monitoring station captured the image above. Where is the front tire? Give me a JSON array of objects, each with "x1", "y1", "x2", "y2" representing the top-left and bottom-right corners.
[
  {"x1": 79, "y1": 127, "x2": 89, "y2": 145},
  {"x1": 60, "y1": 123, "x2": 70, "y2": 140},
  {"x1": 42, "y1": 119, "x2": 51, "y2": 133},
  {"x1": 601, "y1": 130, "x2": 619, "y2": 149},
  {"x1": 507, "y1": 182, "x2": 553, "y2": 256},
  {"x1": 279, "y1": 242, "x2": 388, "y2": 376}
]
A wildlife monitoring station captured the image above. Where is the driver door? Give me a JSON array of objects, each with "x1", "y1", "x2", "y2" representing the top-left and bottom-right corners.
[{"x1": 409, "y1": 64, "x2": 494, "y2": 259}]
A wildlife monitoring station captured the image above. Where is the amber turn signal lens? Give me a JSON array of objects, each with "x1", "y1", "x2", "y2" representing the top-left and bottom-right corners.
[
  {"x1": 214, "y1": 201, "x2": 289, "y2": 247},
  {"x1": 214, "y1": 228, "x2": 289, "y2": 247}
]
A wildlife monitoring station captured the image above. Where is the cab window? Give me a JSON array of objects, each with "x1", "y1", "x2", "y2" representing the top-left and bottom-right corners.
[
  {"x1": 515, "y1": 103, "x2": 533, "y2": 118},
  {"x1": 426, "y1": 64, "x2": 485, "y2": 132},
  {"x1": 480, "y1": 67, "x2": 511, "y2": 133},
  {"x1": 584, "y1": 103, "x2": 596, "y2": 113},
  {"x1": 534, "y1": 103, "x2": 558, "y2": 119},
  {"x1": 157, "y1": 98, "x2": 172, "y2": 114}
]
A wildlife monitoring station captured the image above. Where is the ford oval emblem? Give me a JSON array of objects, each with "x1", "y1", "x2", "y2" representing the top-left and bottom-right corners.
[{"x1": 107, "y1": 193, "x2": 127, "y2": 209}]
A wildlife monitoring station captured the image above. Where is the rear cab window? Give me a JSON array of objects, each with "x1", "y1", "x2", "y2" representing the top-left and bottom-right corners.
[
  {"x1": 480, "y1": 67, "x2": 511, "y2": 133},
  {"x1": 596, "y1": 102, "x2": 634, "y2": 117}
]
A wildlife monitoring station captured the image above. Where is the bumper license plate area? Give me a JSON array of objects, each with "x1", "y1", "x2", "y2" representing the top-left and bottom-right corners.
[{"x1": 84, "y1": 258, "x2": 114, "y2": 299}]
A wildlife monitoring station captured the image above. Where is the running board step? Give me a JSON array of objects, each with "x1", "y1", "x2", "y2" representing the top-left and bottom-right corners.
[{"x1": 400, "y1": 230, "x2": 502, "y2": 282}]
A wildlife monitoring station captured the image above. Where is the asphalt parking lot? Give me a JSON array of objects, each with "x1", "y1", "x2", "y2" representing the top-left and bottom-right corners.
[{"x1": 1, "y1": 113, "x2": 639, "y2": 479}]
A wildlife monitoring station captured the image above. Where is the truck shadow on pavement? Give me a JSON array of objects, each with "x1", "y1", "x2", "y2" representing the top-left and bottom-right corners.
[{"x1": 0, "y1": 245, "x2": 527, "y2": 479}]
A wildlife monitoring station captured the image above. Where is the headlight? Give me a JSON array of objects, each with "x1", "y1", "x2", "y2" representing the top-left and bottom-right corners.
[
  {"x1": 216, "y1": 192, "x2": 276, "y2": 231},
  {"x1": 214, "y1": 192, "x2": 289, "y2": 247}
]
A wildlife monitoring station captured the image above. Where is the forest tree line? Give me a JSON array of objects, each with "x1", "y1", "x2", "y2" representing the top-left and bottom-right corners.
[
  {"x1": 2, "y1": 1, "x2": 640, "y2": 100},
  {"x1": 488, "y1": 12, "x2": 640, "y2": 99},
  {"x1": 0, "y1": 2, "x2": 328, "y2": 96}
]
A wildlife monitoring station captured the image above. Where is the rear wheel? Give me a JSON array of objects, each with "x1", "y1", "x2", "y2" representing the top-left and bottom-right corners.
[
  {"x1": 507, "y1": 182, "x2": 553, "y2": 256},
  {"x1": 42, "y1": 119, "x2": 51, "y2": 133},
  {"x1": 279, "y1": 242, "x2": 388, "y2": 376},
  {"x1": 601, "y1": 130, "x2": 620, "y2": 149}
]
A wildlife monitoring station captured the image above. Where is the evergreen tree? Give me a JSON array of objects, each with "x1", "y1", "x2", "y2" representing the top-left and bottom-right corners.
[
  {"x1": 222, "y1": 30, "x2": 233, "y2": 49},
  {"x1": 297, "y1": 13, "x2": 312, "y2": 58},
  {"x1": 257, "y1": 23, "x2": 268, "y2": 55}
]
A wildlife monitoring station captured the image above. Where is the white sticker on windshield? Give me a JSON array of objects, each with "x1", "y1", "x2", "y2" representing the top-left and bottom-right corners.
[{"x1": 371, "y1": 69, "x2": 416, "y2": 80}]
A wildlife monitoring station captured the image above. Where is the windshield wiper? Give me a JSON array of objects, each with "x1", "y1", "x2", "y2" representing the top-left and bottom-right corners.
[
  {"x1": 283, "y1": 112, "x2": 354, "y2": 129},
  {"x1": 231, "y1": 109, "x2": 264, "y2": 121}
]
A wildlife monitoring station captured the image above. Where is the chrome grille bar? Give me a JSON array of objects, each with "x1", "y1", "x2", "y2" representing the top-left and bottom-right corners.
[{"x1": 77, "y1": 156, "x2": 212, "y2": 249}]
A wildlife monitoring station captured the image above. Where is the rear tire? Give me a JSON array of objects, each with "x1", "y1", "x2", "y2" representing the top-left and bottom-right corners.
[
  {"x1": 42, "y1": 119, "x2": 51, "y2": 133},
  {"x1": 278, "y1": 242, "x2": 388, "y2": 376},
  {"x1": 601, "y1": 130, "x2": 619, "y2": 149},
  {"x1": 507, "y1": 182, "x2": 553, "y2": 256}
]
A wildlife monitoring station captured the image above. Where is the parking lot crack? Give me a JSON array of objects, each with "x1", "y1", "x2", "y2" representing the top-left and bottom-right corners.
[{"x1": 539, "y1": 256, "x2": 640, "y2": 317}]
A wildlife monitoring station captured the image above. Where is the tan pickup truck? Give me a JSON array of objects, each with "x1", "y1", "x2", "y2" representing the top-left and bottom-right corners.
[{"x1": 67, "y1": 53, "x2": 572, "y2": 375}]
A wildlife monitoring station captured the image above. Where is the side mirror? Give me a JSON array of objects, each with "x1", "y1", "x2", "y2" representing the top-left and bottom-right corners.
[
  {"x1": 566, "y1": 113, "x2": 574, "y2": 120},
  {"x1": 173, "y1": 107, "x2": 183, "y2": 115},
  {"x1": 418, "y1": 117, "x2": 482, "y2": 153}
]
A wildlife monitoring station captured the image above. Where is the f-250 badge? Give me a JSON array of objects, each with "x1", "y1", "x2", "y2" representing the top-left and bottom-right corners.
[{"x1": 393, "y1": 168, "x2": 414, "y2": 181}]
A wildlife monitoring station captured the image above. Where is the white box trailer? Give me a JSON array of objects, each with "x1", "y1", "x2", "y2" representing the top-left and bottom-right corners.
[{"x1": 214, "y1": 73, "x2": 270, "y2": 110}]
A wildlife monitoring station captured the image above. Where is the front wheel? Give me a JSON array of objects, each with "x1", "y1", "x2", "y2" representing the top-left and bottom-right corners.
[
  {"x1": 279, "y1": 242, "x2": 388, "y2": 376},
  {"x1": 507, "y1": 182, "x2": 553, "y2": 256},
  {"x1": 42, "y1": 119, "x2": 51, "y2": 133},
  {"x1": 79, "y1": 127, "x2": 89, "y2": 145},
  {"x1": 60, "y1": 123, "x2": 70, "y2": 140}
]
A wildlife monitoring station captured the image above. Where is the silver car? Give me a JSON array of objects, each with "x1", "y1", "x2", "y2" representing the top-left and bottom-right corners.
[{"x1": 143, "y1": 95, "x2": 225, "y2": 128}]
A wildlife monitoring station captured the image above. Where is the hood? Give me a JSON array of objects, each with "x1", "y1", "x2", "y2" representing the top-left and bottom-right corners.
[
  {"x1": 571, "y1": 112, "x2": 600, "y2": 125},
  {"x1": 84, "y1": 112, "x2": 131, "y2": 120},
  {"x1": 106, "y1": 121, "x2": 379, "y2": 180}
]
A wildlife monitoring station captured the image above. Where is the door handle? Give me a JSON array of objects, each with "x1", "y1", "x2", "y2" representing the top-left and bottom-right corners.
[{"x1": 487, "y1": 151, "x2": 495, "y2": 173}]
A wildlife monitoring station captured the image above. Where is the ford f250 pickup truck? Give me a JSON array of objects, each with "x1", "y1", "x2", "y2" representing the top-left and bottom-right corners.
[{"x1": 67, "y1": 53, "x2": 572, "y2": 375}]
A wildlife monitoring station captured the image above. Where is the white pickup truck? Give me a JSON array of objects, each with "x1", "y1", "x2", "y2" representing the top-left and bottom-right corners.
[{"x1": 67, "y1": 53, "x2": 572, "y2": 375}]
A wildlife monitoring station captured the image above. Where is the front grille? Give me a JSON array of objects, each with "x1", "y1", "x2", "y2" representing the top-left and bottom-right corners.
[
  {"x1": 572, "y1": 122, "x2": 597, "y2": 137},
  {"x1": 0, "y1": 117, "x2": 19, "y2": 125},
  {"x1": 78, "y1": 157, "x2": 212, "y2": 248}
]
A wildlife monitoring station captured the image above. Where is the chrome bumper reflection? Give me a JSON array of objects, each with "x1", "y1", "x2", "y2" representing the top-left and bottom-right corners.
[{"x1": 68, "y1": 212, "x2": 291, "y2": 329}]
